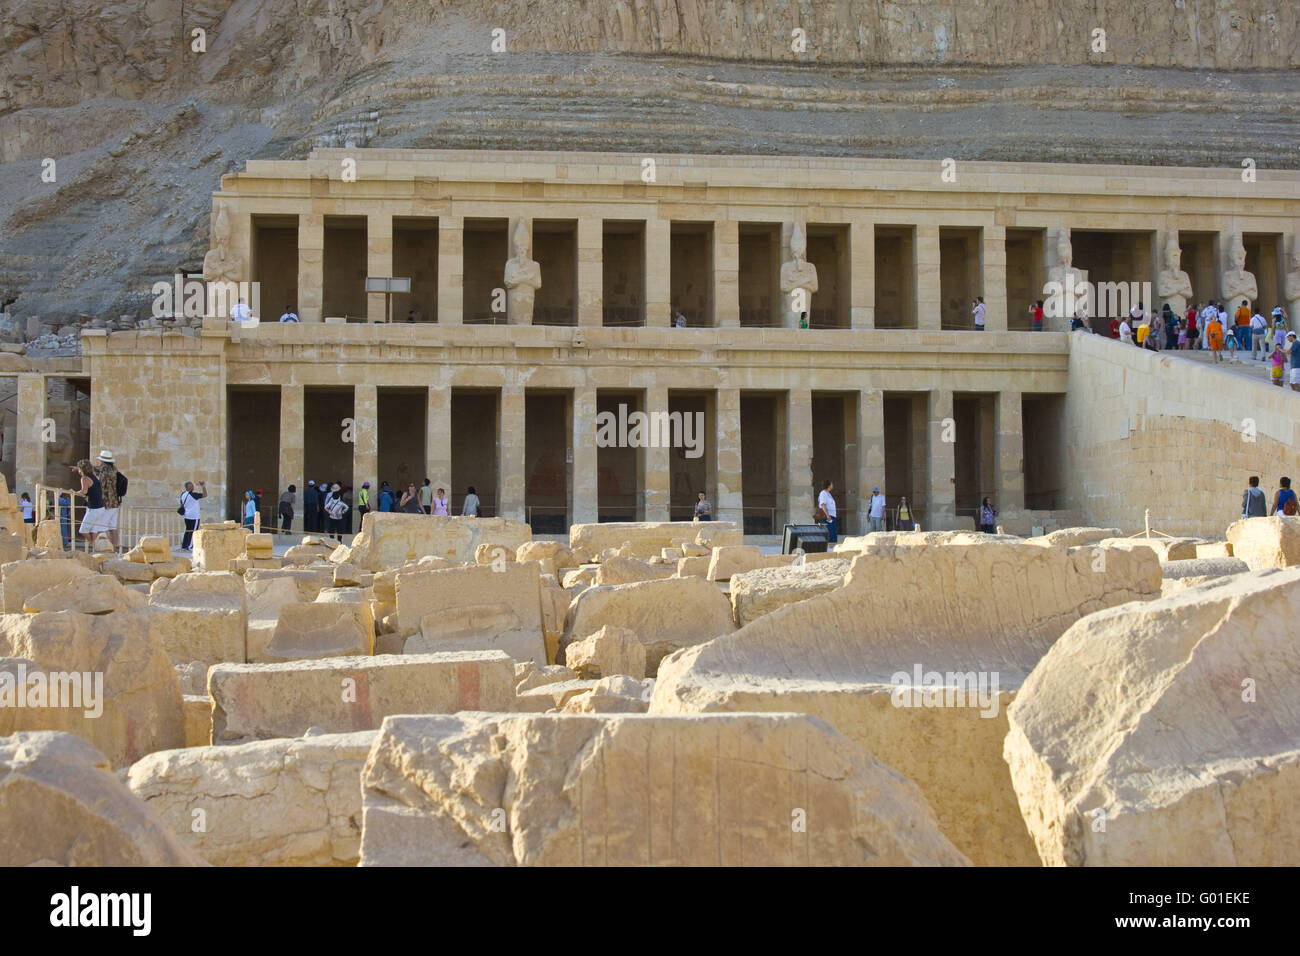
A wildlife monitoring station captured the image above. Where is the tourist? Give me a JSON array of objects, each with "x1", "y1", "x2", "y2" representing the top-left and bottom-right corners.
[
  {"x1": 433, "y1": 487, "x2": 449, "y2": 516},
  {"x1": 463, "y1": 485, "x2": 482, "y2": 517},
  {"x1": 1184, "y1": 304, "x2": 1197, "y2": 350},
  {"x1": 179, "y1": 479, "x2": 206, "y2": 550},
  {"x1": 1162, "y1": 304, "x2": 1178, "y2": 350},
  {"x1": 1270, "y1": 343, "x2": 1286, "y2": 387},
  {"x1": 1250, "y1": 307, "x2": 1269, "y2": 361},
  {"x1": 1200, "y1": 300, "x2": 1220, "y2": 351},
  {"x1": 1205, "y1": 310, "x2": 1225, "y2": 363},
  {"x1": 303, "y1": 480, "x2": 320, "y2": 533},
  {"x1": 58, "y1": 489, "x2": 72, "y2": 550},
  {"x1": 324, "y1": 483, "x2": 349, "y2": 540},
  {"x1": 1242, "y1": 476, "x2": 1268, "y2": 519},
  {"x1": 19, "y1": 492, "x2": 33, "y2": 524},
  {"x1": 279, "y1": 305, "x2": 299, "y2": 322},
  {"x1": 1233, "y1": 299, "x2": 1251, "y2": 353},
  {"x1": 816, "y1": 479, "x2": 838, "y2": 543},
  {"x1": 241, "y1": 491, "x2": 257, "y2": 530},
  {"x1": 972, "y1": 297, "x2": 986, "y2": 331},
  {"x1": 93, "y1": 450, "x2": 124, "y2": 551},
  {"x1": 1032, "y1": 300, "x2": 1044, "y2": 332},
  {"x1": 75, "y1": 459, "x2": 107, "y2": 551},
  {"x1": 1225, "y1": 325, "x2": 1240, "y2": 363},
  {"x1": 406, "y1": 309, "x2": 416, "y2": 323},
  {"x1": 278, "y1": 484, "x2": 296, "y2": 533},
  {"x1": 1145, "y1": 308, "x2": 1161, "y2": 351},
  {"x1": 1272, "y1": 306, "x2": 1289, "y2": 352},
  {"x1": 1176, "y1": 315, "x2": 1188, "y2": 350},
  {"x1": 378, "y1": 482, "x2": 394, "y2": 512},
  {"x1": 230, "y1": 297, "x2": 252, "y2": 322},
  {"x1": 1288, "y1": 331, "x2": 1300, "y2": 392},
  {"x1": 978, "y1": 497, "x2": 998, "y2": 533},
  {"x1": 1272, "y1": 477, "x2": 1297, "y2": 517},
  {"x1": 868, "y1": 485, "x2": 886, "y2": 532},
  {"x1": 694, "y1": 491, "x2": 712, "y2": 521},
  {"x1": 1108, "y1": 315, "x2": 1120, "y2": 339},
  {"x1": 799, "y1": 312, "x2": 809, "y2": 329},
  {"x1": 420, "y1": 478, "x2": 432, "y2": 514},
  {"x1": 896, "y1": 495, "x2": 914, "y2": 531},
  {"x1": 1118, "y1": 313, "x2": 1133, "y2": 345},
  {"x1": 673, "y1": 309, "x2": 687, "y2": 329},
  {"x1": 1075, "y1": 300, "x2": 1091, "y2": 333},
  {"x1": 399, "y1": 483, "x2": 422, "y2": 513},
  {"x1": 356, "y1": 481, "x2": 371, "y2": 522}
]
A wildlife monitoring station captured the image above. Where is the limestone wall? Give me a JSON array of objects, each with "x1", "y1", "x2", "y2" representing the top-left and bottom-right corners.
[{"x1": 1063, "y1": 332, "x2": 1299, "y2": 537}]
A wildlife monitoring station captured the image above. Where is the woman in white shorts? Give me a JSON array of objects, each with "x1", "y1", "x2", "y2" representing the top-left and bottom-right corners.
[{"x1": 75, "y1": 459, "x2": 109, "y2": 548}]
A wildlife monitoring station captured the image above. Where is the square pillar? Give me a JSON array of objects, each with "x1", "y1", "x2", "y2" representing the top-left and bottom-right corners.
[
  {"x1": 426, "y1": 386, "x2": 451, "y2": 494},
  {"x1": 366, "y1": 214, "x2": 393, "y2": 323},
  {"x1": 646, "y1": 218, "x2": 671, "y2": 327},
  {"x1": 572, "y1": 388, "x2": 598, "y2": 524},
  {"x1": 278, "y1": 384, "x2": 304, "y2": 533},
  {"x1": 577, "y1": 218, "x2": 603, "y2": 328},
  {"x1": 926, "y1": 388, "x2": 957, "y2": 530},
  {"x1": 786, "y1": 388, "x2": 813, "y2": 525},
  {"x1": 15, "y1": 373, "x2": 45, "y2": 495},
  {"x1": 996, "y1": 390, "x2": 1025, "y2": 530},
  {"x1": 500, "y1": 386, "x2": 526, "y2": 521},
  {"x1": 437, "y1": 215, "x2": 464, "y2": 325},
  {"x1": 915, "y1": 224, "x2": 942, "y2": 330},
  {"x1": 644, "y1": 386, "x2": 670, "y2": 521},
  {"x1": 715, "y1": 387, "x2": 743, "y2": 526},
  {"x1": 856, "y1": 388, "x2": 884, "y2": 530},
  {"x1": 298, "y1": 213, "x2": 324, "y2": 324},
  {"x1": 850, "y1": 219, "x2": 875, "y2": 329},
  {"x1": 353, "y1": 385, "x2": 378, "y2": 494},
  {"x1": 982, "y1": 224, "x2": 1008, "y2": 332},
  {"x1": 715, "y1": 221, "x2": 740, "y2": 328}
]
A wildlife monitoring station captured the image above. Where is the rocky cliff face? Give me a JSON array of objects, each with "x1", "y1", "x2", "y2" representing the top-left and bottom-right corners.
[{"x1": 0, "y1": 0, "x2": 1296, "y2": 323}]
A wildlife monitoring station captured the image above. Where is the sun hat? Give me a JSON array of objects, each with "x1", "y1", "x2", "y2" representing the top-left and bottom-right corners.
[
  {"x1": 97, "y1": 450, "x2": 115, "y2": 463},
  {"x1": 872, "y1": 486, "x2": 880, "y2": 493},
  {"x1": 331, "y1": 483, "x2": 340, "y2": 491}
]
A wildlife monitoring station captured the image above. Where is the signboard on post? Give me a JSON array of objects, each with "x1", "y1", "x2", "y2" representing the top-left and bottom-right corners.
[{"x1": 364, "y1": 277, "x2": 412, "y2": 323}]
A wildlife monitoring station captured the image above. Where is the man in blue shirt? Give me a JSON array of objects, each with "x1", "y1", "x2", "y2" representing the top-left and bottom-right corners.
[{"x1": 1289, "y1": 332, "x2": 1300, "y2": 392}]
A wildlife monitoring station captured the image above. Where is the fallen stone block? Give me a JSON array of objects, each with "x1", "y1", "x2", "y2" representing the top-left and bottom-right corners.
[
  {"x1": 127, "y1": 731, "x2": 376, "y2": 866},
  {"x1": 341, "y1": 513, "x2": 532, "y2": 571},
  {"x1": 1, "y1": 558, "x2": 93, "y2": 612},
  {"x1": 564, "y1": 624, "x2": 647, "y2": 680},
  {"x1": 515, "y1": 664, "x2": 577, "y2": 694},
  {"x1": 148, "y1": 571, "x2": 247, "y2": 669},
  {"x1": 246, "y1": 575, "x2": 301, "y2": 661},
  {"x1": 100, "y1": 556, "x2": 156, "y2": 583},
  {"x1": 25, "y1": 573, "x2": 146, "y2": 615},
  {"x1": 0, "y1": 609, "x2": 185, "y2": 767},
  {"x1": 651, "y1": 540, "x2": 1162, "y2": 866},
  {"x1": 245, "y1": 565, "x2": 335, "y2": 603},
  {"x1": 396, "y1": 561, "x2": 545, "y2": 665},
  {"x1": 676, "y1": 555, "x2": 711, "y2": 578},
  {"x1": 729, "y1": 559, "x2": 852, "y2": 627},
  {"x1": 1026, "y1": 527, "x2": 1121, "y2": 547},
  {"x1": 593, "y1": 554, "x2": 675, "y2": 586},
  {"x1": 244, "y1": 533, "x2": 275, "y2": 559},
  {"x1": 1097, "y1": 536, "x2": 1204, "y2": 562},
  {"x1": 570, "y1": 521, "x2": 742, "y2": 559},
  {"x1": 0, "y1": 731, "x2": 204, "y2": 866},
  {"x1": 263, "y1": 601, "x2": 374, "y2": 663},
  {"x1": 138, "y1": 535, "x2": 173, "y2": 563},
  {"x1": 210, "y1": 650, "x2": 515, "y2": 742},
  {"x1": 1005, "y1": 567, "x2": 1300, "y2": 866},
  {"x1": 359, "y1": 712, "x2": 969, "y2": 866},
  {"x1": 1226, "y1": 516, "x2": 1300, "y2": 571},
  {"x1": 182, "y1": 694, "x2": 210, "y2": 747},
  {"x1": 475, "y1": 542, "x2": 515, "y2": 566},
  {"x1": 515, "y1": 678, "x2": 598, "y2": 712},
  {"x1": 1160, "y1": 556, "x2": 1249, "y2": 580},
  {"x1": 706, "y1": 545, "x2": 793, "y2": 581},
  {"x1": 193, "y1": 525, "x2": 249, "y2": 571},
  {"x1": 1195, "y1": 541, "x2": 1234, "y2": 559},
  {"x1": 563, "y1": 575, "x2": 735, "y2": 674},
  {"x1": 561, "y1": 675, "x2": 650, "y2": 713}
]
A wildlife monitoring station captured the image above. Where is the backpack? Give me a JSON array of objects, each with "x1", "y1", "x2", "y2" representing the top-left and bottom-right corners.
[
  {"x1": 116, "y1": 471, "x2": 128, "y2": 499},
  {"x1": 1286, "y1": 498, "x2": 1298, "y2": 517}
]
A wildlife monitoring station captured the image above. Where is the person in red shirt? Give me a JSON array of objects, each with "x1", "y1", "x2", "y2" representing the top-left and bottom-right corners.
[
  {"x1": 1184, "y1": 305, "x2": 1198, "y2": 349},
  {"x1": 1033, "y1": 300, "x2": 1045, "y2": 331},
  {"x1": 1109, "y1": 316, "x2": 1120, "y2": 339}
]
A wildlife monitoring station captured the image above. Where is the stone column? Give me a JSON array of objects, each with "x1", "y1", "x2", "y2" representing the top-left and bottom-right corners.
[
  {"x1": 298, "y1": 213, "x2": 324, "y2": 323},
  {"x1": 645, "y1": 217, "x2": 672, "y2": 327},
  {"x1": 926, "y1": 388, "x2": 957, "y2": 530},
  {"x1": 577, "y1": 217, "x2": 602, "y2": 327},
  {"x1": 437, "y1": 215, "x2": 463, "y2": 325},
  {"x1": 15, "y1": 374, "x2": 45, "y2": 494},
  {"x1": 915, "y1": 225, "x2": 941, "y2": 330},
  {"x1": 644, "y1": 386, "x2": 670, "y2": 521},
  {"x1": 715, "y1": 221, "x2": 740, "y2": 328},
  {"x1": 367, "y1": 214, "x2": 393, "y2": 323},
  {"x1": 786, "y1": 388, "x2": 813, "y2": 526},
  {"x1": 278, "y1": 384, "x2": 304, "y2": 533},
  {"x1": 572, "y1": 387, "x2": 598, "y2": 524},
  {"x1": 850, "y1": 219, "x2": 875, "y2": 329},
  {"x1": 499, "y1": 386, "x2": 526, "y2": 521},
  {"x1": 982, "y1": 225, "x2": 1008, "y2": 331},
  {"x1": 996, "y1": 390, "x2": 1025, "y2": 530},
  {"x1": 715, "y1": 387, "x2": 743, "y2": 526},
  {"x1": 352, "y1": 385, "x2": 378, "y2": 495},
  {"x1": 426, "y1": 386, "x2": 451, "y2": 494},
  {"x1": 856, "y1": 388, "x2": 884, "y2": 531}
]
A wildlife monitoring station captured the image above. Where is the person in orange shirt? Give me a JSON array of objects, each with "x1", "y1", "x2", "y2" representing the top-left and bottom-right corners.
[
  {"x1": 1206, "y1": 313, "x2": 1226, "y2": 364},
  {"x1": 1234, "y1": 299, "x2": 1252, "y2": 352}
]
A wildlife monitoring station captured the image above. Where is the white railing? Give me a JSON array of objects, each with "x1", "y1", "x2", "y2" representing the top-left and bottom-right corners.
[{"x1": 33, "y1": 483, "x2": 190, "y2": 553}]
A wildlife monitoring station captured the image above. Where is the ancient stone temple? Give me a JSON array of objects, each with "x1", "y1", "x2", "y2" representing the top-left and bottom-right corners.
[{"x1": 8, "y1": 149, "x2": 1300, "y2": 537}]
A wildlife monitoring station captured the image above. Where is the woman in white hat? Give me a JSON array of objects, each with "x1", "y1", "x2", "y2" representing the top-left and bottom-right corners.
[{"x1": 75, "y1": 459, "x2": 108, "y2": 551}]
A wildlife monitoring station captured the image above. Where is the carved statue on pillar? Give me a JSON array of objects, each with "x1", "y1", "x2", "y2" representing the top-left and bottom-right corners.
[
  {"x1": 202, "y1": 205, "x2": 243, "y2": 285},
  {"x1": 1045, "y1": 228, "x2": 1087, "y2": 327},
  {"x1": 779, "y1": 221, "x2": 818, "y2": 326},
  {"x1": 503, "y1": 218, "x2": 542, "y2": 325},
  {"x1": 1284, "y1": 250, "x2": 1300, "y2": 318},
  {"x1": 1220, "y1": 232, "x2": 1258, "y2": 308},
  {"x1": 1156, "y1": 232, "x2": 1193, "y2": 317}
]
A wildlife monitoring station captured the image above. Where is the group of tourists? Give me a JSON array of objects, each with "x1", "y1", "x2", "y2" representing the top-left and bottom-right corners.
[
  {"x1": 1241, "y1": 475, "x2": 1298, "y2": 519},
  {"x1": 808, "y1": 482, "x2": 925, "y2": 544}
]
